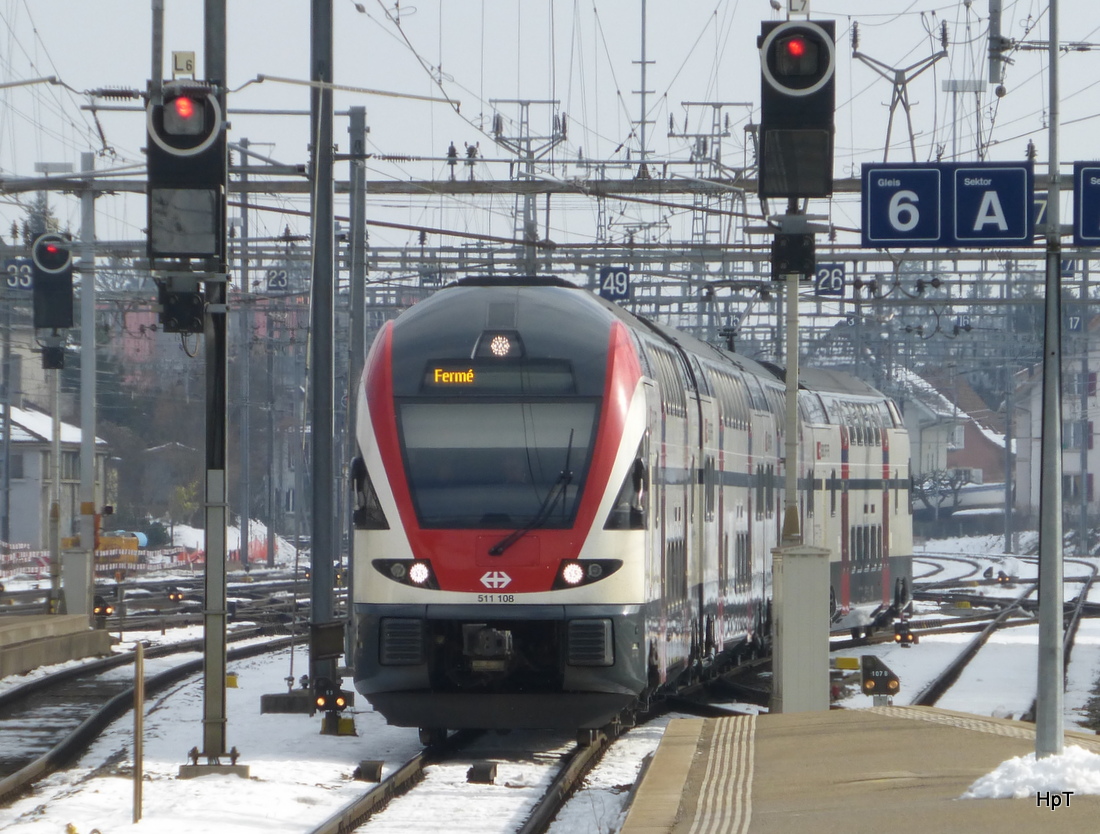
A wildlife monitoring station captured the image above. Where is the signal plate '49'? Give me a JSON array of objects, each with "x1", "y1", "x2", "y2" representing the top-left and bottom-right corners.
[{"x1": 480, "y1": 571, "x2": 511, "y2": 589}]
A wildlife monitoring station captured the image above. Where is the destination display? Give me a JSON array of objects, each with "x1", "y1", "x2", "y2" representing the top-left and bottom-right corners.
[
  {"x1": 422, "y1": 360, "x2": 576, "y2": 395},
  {"x1": 861, "y1": 161, "x2": 1035, "y2": 248}
]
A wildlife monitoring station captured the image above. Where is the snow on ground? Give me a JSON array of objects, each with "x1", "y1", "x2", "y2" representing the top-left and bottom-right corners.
[
  {"x1": 3, "y1": 533, "x2": 1100, "y2": 831},
  {"x1": 964, "y1": 745, "x2": 1100, "y2": 799}
]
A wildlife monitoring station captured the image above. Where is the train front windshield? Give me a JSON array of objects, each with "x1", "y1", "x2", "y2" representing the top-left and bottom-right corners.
[{"x1": 398, "y1": 401, "x2": 598, "y2": 529}]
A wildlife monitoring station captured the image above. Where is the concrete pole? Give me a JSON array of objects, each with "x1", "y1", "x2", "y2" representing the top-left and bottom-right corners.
[
  {"x1": 200, "y1": 0, "x2": 230, "y2": 765},
  {"x1": 346, "y1": 107, "x2": 367, "y2": 597},
  {"x1": 2, "y1": 284, "x2": 11, "y2": 548},
  {"x1": 238, "y1": 138, "x2": 251, "y2": 568},
  {"x1": 76, "y1": 151, "x2": 96, "y2": 617},
  {"x1": 49, "y1": 373, "x2": 60, "y2": 611},
  {"x1": 781, "y1": 262, "x2": 801, "y2": 545},
  {"x1": 309, "y1": 0, "x2": 337, "y2": 686}
]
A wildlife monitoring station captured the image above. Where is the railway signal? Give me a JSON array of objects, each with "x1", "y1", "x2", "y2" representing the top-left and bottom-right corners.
[
  {"x1": 146, "y1": 82, "x2": 226, "y2": 259},
  {"x1": 30, "y1": 232, "x2": 74, "y2": 331},
  {"x1": 893, "y1": 618, "x2": 918, "y2": 647},
  {"x1": 860, "y1": 655, "x2": 900, "y2": 701},
  {"x1": 312, "y1": 677, "x2": 349, "y2": 713},
  {"x1": 758, "y1": 20, "x2": 836, "y2": 197}
]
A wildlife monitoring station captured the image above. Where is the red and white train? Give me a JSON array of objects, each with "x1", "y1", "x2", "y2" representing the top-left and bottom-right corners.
[{"x1": 350, "y1": 276, "x2": 912, "y2": 737}]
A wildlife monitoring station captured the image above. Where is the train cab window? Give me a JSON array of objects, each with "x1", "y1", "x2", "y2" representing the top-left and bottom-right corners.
[
  {"x1": 351, "y1": 454, "x2": 389, "y2": 530},
  {"x1": 604, "y1": 439, "x2": 649, "y2": 530},
  {"x1": 398, "y1": 400, "x2": 598, "y2": 529}
]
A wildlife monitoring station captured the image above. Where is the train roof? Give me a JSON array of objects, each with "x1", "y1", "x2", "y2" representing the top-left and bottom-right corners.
[
  {"x1": 797, "y1": 367, "x2": 890, "y2": 399},
  {"x1": 443, "y1": 276, "x2": 889, "y2": 401}
]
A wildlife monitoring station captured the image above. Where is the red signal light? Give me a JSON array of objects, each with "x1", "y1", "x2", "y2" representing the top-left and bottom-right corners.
[
  {"x1": 173, "y1": 96, "x2": 196, "y2": 120},
  {"x1": 785, "y1": 37, "x2": 807, "y2": 59}
]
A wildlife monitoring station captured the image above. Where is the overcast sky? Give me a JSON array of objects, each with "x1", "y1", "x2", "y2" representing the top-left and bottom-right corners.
[{"x1": 1, "y1": 1, "x2": 1098, "y2": 250}]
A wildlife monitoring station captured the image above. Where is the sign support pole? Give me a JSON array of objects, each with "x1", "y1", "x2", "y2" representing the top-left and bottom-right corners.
[{"x1": 1036, "y1": 0, "x2": 1064, "y2": 760}]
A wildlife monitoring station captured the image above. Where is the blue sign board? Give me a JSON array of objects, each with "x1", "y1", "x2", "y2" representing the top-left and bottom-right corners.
[
  {"x1": 813, "y1": 263, "x2": 845, "y2": 296},
  {"x1": 1073, "y1": 163, "x2": 1100, "y2": 246},
  {"x1": 861, "y1": 161, "x2": 1034, "y2": 248},
  {"x1": 862, "y1": 166, "x2": 942, "y2": 246},
  {"x1": 598, "y1": 266, "x2": 631, "y2": 300},
  {"x1": 952, "y1": 166, "x2": 1032, "y2": 244},
  {"x1": 2, "y1": 258, "x2": 32, "y2": 291}
]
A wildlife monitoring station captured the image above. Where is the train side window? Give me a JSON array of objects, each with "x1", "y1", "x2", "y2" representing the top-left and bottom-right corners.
[
  {"x1": 351, "y1": 454, "x2": 390, "y2": 530},
  {"x1": 734, "y1": 531, "x2": 751, "y2": 593},
  {"x1": 604, "y1": 439, "x2": 649, "y2": 530}
]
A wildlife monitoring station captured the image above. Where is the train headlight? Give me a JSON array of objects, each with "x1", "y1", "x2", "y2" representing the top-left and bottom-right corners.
[
  {"x1": 562, "y1": 563, "x2": 585, "y2": 585},
  {"x1": 372, "y1": 559, "x2": 440, "y2": 589},
  {"x1": 551, "y1": 559, "x2": 623, "y2": 590}
]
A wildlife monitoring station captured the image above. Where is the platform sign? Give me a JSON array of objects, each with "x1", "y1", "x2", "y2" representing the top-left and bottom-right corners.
[
  {"x1": 952, "y1": 165, "x2": 1032, "y2": 245},
  {"x1": 813, "y1": 262, "x2": 845, "y2": 296},
  {"x1": 1073, "y1": 163, "x2": 1100, "y2": 246},
  {"x1": 861, "y1": 161, "x2": 1034, "y2": 248},
  {"x1": 862, "y1": 165, "x2": 942, "y2": 246},
  {"x1": 598, "y1": 266, "x2": 631, "y2": 300}
]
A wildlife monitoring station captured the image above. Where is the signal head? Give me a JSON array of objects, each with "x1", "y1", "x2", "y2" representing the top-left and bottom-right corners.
[
  {"x1": 31, "y1": 233, "x2": 72, "y2": 274},
  {"x1": 760, "y1": 21, "x2": 836, "y2": 96},
  {"x1": 147, "y1": 84, "x2": 223, "y2": 157}
]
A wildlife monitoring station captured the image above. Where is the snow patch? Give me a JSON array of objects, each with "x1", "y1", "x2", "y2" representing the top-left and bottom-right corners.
[{"x1": 962, "y1": 745, "x2": 1100, "y2": 799}]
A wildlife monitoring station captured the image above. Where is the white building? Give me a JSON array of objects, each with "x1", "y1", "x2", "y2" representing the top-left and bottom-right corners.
[{"x1": 0, "y1": 404, "x2": 109, "y2": 549}]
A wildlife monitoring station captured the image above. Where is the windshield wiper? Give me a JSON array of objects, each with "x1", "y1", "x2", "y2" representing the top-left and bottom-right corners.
[{"x1": 489, "y1": 429, "x2": 574, "y2": 556}]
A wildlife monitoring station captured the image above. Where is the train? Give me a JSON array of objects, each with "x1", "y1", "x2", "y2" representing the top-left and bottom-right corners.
[{"x1": 349, "y1": 276, "x2": 913, "y2": 738}]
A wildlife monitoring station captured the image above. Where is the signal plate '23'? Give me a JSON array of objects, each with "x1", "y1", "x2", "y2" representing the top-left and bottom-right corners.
[{"x1": 480, "y1": 571, "x2": 511, "y2": 589}]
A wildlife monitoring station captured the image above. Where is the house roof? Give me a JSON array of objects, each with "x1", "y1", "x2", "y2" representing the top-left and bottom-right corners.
[
  {"x1": 891, "y1": 367, "x2": 960, "y2": 419},
  {"x1": 923, "y1": 369, "x2": 1007, "y2": 435},
  {"x1": 0, "y1": 404, "x2": 106, "y2": 446}
]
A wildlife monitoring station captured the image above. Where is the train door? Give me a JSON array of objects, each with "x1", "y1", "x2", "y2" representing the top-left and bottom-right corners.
[
  {"x1": 748, "y1": 406, "x2": 776, "y2": 634},
  {"x1": 697, "y1": 394, "x2": 719, "y2": 665}
]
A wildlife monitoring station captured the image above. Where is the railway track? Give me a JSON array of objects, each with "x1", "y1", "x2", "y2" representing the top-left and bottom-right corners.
[
  {"x1": 892, "y1": 552, "x2": 1099, "y2": 711},
  {"x1": 0, "y1": 628, "x2": 300, "y2": 805},
  {"x1": 304, "y1": 730, "x2": 608, "y2": 834},
  {"x1": 305, "y1": 675, "x2": 755, "y2": 834}
]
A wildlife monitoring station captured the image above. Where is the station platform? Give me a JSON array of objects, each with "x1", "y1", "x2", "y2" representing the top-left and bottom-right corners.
[
  {"x1": 620, "y1": 706, "x2": 1100, "y2": 834},
  {"x1": 0, "y1": 615, "x2": 112, "y2": 677}
]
